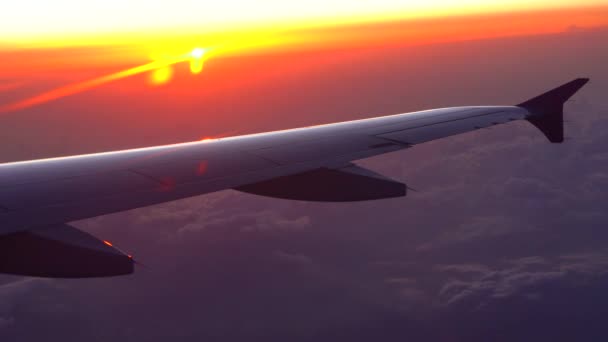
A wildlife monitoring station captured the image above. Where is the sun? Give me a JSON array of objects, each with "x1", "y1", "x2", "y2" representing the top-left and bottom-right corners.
[
  {"x1": 189, "y1": 47, "x2": 207, "y2": 74},
  {"x1": 191, "y1": 48, "x2": 206, "y2": 58}
]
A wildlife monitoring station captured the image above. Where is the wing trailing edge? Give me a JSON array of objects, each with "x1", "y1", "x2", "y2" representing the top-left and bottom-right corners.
[{"x1": 236, "y1": 164, "x2": 406, "y2": 202}]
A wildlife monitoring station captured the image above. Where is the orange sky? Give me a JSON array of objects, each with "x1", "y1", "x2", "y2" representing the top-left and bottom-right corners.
[
  {"x1": 2, "y1": 6, "x2": 607, "y2": 71},
  {"x1": 0, "y1": 5, "x2": 607, "y2": 118}
]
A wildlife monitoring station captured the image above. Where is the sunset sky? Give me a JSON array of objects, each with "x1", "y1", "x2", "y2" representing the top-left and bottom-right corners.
[
  {"x1": 3, "y1": 0, "x2": 607, "y2": 41},
  {"x1": 2, "y1": 2, "x2": 608, "y2": 341},
  {"x1": 2, "y1": 1, "x2": 608, "y2": 51},
  {"x1": 1, "y1": 1, "x2": 607, "y2": 128}
]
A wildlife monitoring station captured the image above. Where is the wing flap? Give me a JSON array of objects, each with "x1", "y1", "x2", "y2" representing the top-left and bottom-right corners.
[{"x1": 236, "y1": 164, "x2": 406, "y2": 202}]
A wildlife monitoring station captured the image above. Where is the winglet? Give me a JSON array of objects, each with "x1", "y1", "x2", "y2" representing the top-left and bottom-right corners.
[{"x1": 518, "y1": 78, "x2": 589, "y2": 143}]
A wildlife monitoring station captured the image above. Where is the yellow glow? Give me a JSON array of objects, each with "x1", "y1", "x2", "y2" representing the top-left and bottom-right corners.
[
  {"x1": 149, "y1": 66, "x2": 174, "y2": 85},
  {"x1": 0, "y1": 3, "x2": 606, "y2": 115},
  {"x1": 1, "y1": 1, "x2": 606, "y2": 47},
  {"x1": 0, "y1": 53, "x2": 193, "y2": 113},
  {"x1": 190, "y1": 60, "x2": 204, "y2": 74}
]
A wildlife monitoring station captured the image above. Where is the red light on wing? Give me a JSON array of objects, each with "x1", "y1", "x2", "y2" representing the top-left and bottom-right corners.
[
  {"x1": 196, "y1": 161, "x2": 208, "y2": 176},
  {"x1": 159, "y1": 177, "x2": 176, "y2": 192}
]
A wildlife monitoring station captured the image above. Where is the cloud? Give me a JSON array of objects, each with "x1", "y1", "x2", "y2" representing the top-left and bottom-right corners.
[
  {"x1": 565, "y1": 24, "x2": 596, "y2": 33},
  {"x1": 416, "y1": 215, "x2": 535, "y2": 251},
  {"x1": 273, "y1": 250, "x2": 313, "y2": 265},
  {"x1": 176, "y1": 209, "x2": 311, "y2": 235},
  {"x1": 437, "y1": 252, "x2": 608, "y2": 309},
  {"x1": 0, "y1": 279, "x2": 53, "y2": 313},
  {"x1": 0, "y1": 278, "x2": 58, "y2": 331},
  {"x1": 435, "y1": 264, "x2": 491, "y2": 274}
]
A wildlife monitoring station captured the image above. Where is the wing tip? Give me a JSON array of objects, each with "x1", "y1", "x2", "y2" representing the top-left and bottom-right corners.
[{"x1": 520, "y1": 78, "x2": 590, "y2": 143}]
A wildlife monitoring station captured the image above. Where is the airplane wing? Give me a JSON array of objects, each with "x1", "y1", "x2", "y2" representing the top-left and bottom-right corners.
[{"x1": 0, "y1": 78, "x2": 588, "y2": 277}]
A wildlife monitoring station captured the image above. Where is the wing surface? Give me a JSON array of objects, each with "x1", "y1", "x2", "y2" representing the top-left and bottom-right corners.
[
  {"x1": 0, "y1": 78, "x2": 588, "y2": 277},
  {"x1": 0, "y1": 105, "x2": 526, "y2": 235}
]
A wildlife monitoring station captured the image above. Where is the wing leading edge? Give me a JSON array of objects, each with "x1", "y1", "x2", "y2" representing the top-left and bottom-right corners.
[{"x1": 0, "y1": 78, "x2": 588, "y2": 277}]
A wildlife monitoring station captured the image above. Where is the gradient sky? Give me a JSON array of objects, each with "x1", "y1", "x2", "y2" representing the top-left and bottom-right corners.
[
  {"x1": 3, "y1": 0, "x2": 607, "y2": 41},
  {"x1": 1, "y1": 2, "x2": 608, "y2": 341},
  {"x1": 1, "y1": 3, "x2": 606, "y2": 131}
]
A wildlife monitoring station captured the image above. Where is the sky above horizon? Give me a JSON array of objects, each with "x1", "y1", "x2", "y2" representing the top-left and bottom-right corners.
[
  {"x1": 2, "y1": 2, "x2": 608, "y2": 341},
  {"x1": 1, "y1": 4, "x2": 607, "y2": 126},
  {"x1": 2, "y1": 1, "x2": 607, "y2": 44}
]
